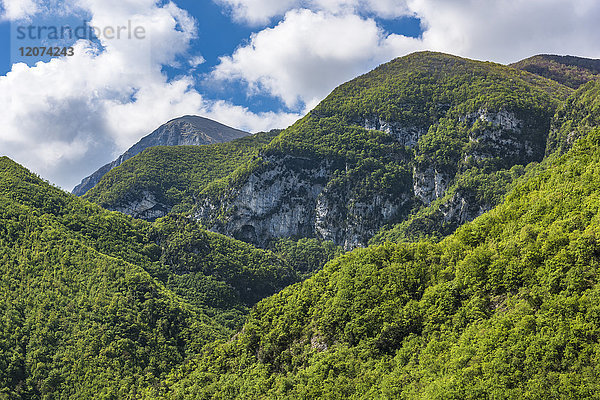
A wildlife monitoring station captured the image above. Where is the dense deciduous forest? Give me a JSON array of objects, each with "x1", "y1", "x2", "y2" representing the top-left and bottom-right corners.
[
  {"x1": 0, "y1": 156, "x2": 335, "y2": 398},
  {"x1": 154, "y1": 124, "x2": 600, "y2": 398}
]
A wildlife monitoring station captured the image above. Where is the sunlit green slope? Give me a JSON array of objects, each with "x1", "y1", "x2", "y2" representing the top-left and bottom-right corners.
[
  {"x1": 158, "y1": 113, "x2": 600, "y2": 398},
  {"x1": 0, "y1": 157, "x2": 297, "y2": 399}
]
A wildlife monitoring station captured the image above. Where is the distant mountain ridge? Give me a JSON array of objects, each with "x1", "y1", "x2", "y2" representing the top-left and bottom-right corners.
[
  {"x1": 511, "y1": 54, "x2": 600, "y2": 89},
  {"x1": 82, "y1": 131, "x2": 279, "y2": 220},
  {"x1": 72, "y1": 115, "x2": 248, "y2": 196}
]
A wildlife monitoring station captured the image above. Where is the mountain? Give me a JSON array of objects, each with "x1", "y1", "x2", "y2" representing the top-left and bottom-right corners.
[
  {"x1": 0, "y1": 156, "x2": 223, "y2": 398},
  {"x1": 80, "y1": 54, "x2": 600, "y2": 250},
  {"x1": 3, "y1": 51, "x2": 600, "y2": 399},
  {"x1": 153, "y1": 82, "x2": 600, "y2": 399},
  {"x1": 371, "y1": 74, "x2": 600, "y2": 245},
  {"x1": 86, "y1": 53, "x2": 574, "y2": 250},
  {"x1": 511, "y1": 54, "x2": 600, "y2": 89},
  {"x1": 0, "y1": 156, "x2": 303, "y2": 398},
  {"x1": 72, "y1": 116, "x2": 248, "y2": 196},
  {"x1": 191, "y1": 52, "x2": 570, "y2": 249},
  {"x1": 82, "y1": 131, "x2": 278, "y2": 220}
]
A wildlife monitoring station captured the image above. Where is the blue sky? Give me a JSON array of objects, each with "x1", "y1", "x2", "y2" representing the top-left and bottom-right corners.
[
  {"x1": 0, "y1": 0, "x2": 598, "y2": 189},
  {"x1": 159, "y1": 0, "x2": 287, "y2": 113}
]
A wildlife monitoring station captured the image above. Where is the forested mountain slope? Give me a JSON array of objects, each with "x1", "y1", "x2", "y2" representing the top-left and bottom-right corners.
[
  {"x1": 193, "y1": 52, "x2": 570, "y2": 249},
  {"x1": 72, "y1": 116, "x2": 248, "y2": 197},
  {"x1": 373, "y1": 80, "x2": 600, "y2": 244},
  {"x1": 511, "y1": 54, "x2": 600, "y2": 89},
  {"x1": 546, "y1": 80, "x2": 600, "y2": 156},
  {"x1": 0, "y1": 157, "x2": 299, "y2": 398},
  {"x1": 154, "y1": 102, "x2": 600, "y2": 399}
]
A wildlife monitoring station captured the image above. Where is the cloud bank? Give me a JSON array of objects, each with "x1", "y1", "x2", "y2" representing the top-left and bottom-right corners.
[
  {"x1": 212, "y1": 9, "x2": 420, "y2": 111},
  {"x1": 216, "y1": 0, "x2": 411, "y2": 25},
  {"x1": 0, "y1": 0, "x2": 39, "y2": 20}
]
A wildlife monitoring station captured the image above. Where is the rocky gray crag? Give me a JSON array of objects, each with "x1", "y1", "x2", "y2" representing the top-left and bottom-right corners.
[
  {"x1": 195, "y1": 156, "x2": 331, "y2": 245},
  {"x1": 406, "y1": 108, "x2": 546, "y2": 237},
  {"x1": 194, "y1": 154, "x2": 411, "y2": 250},
  {"x1": 73, "y1": 116, "x2": 248, "y2": 196},
  {"x1": 112, "y1": 191, "x2": 170, "y2": 221},
  {"x1": 195, "y1": 106, "x2": 547, "y2": 250},
  {"x1": 360, "y1": 116, "x2": 425, "y2": 147}
]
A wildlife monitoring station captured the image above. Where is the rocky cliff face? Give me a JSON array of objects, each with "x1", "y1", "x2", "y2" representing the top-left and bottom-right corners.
[
  {"x1": 408, "y1": 108, "x2": 542, "y2": 235},
  {"x1": 413, "y1": 108, "x2": 534, "y2": 206},
  {"x1": 361, "y1": 116, "x2": 425, "y2": 147},
  {"x1": 195, "y1": 154, "x2": 410, "y2": 250},
  {"x1": 439, "y1": 190, "x2": 492, "y2": 227},
  {"x1": 113, "y1": 191, "x2": 170, "y2": 221},
  {"x1": 315, "y1": 185, "x2": 411, "y2": 249},
  {"x1": 195, "y1": 107, "x2": 546, "y2": 250},
  {"x1": 195, "y1": 156, "x2": 332, "y2": 246},
  {"x1": 73, "y1": 116, "x2": 248, "y2": 196},
  {"x1": 413, "y1": 166, "x2": 449, "y2": 205}
]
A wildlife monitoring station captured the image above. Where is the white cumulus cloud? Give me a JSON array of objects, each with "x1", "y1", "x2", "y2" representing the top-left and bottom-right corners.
[
  {"x1": 0, "y1": 0, "x2": 300, "y2": 190},
  {"x1": 212, "y1": 9, "x2": 420, "y2": 110},
  {"x1": 409, "y1": 0, "x2": 600, "y2": 63},
  {"x1": 0, "y1": 0, "x2": 39, "y2": 20},
  {"x1": 215, "y1": 0, "x2": 298, "y2": 25},
  {"x1": 215, "y1": 0, "x2": 411, "y2": 25}
]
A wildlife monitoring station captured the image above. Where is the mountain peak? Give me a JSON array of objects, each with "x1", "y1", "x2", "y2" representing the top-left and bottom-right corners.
[
  {"x1": 157, "y1": 115, "x2": 249, "y2": 144},
  {"x1": 72, "y1": 115, "x2": 248, "y2": 196}
]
